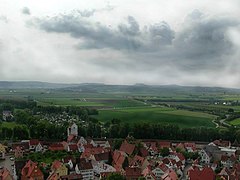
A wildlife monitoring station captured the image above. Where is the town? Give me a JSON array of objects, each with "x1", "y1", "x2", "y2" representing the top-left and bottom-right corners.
[{"x1": 1, "y1": 122, "x2": 240, "y2": 179}]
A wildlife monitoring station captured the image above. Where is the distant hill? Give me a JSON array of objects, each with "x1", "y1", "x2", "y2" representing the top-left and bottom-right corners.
[
  {"x1": 0, "y1": 81, "x2": 240, "y2": 95},
  {"x1": 0, "y1": 81, "x2": 77, "y2": 89}
]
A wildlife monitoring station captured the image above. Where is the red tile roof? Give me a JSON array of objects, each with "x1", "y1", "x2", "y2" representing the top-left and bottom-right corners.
[
  {"x1": 94, "y1": 152, "x2": 109, "y2": 162},
  {"x1": 77, "y1": 158, "x2": 93, "y2": 170},
  {"x1": 119, "y1": 140, "x2": 135, "y2": 155},
  {"x1": 29, "y1": 139, "x2": 40, "y2": 146},
  {"x1": 125, "y1": 167, "x2": 142, "y2": 179},
  {"x1": 129, "y1": 155, "x2": 145, "y2": 167},
  {"x1": 188, "y1": 166, "x2": 215, "y2": 180},
  {"x1": 49, "y1": 143, "x2": 65, "y2": 151},
  {"x1": 159, "y1": 141, "x2": 171, "y2": 149},
  {"x1": 68, "y1": 144, "x2": 78, "y2": 151},
  {"x1": 0, "y1": 168, "x2": 12, "y2": 180},
  {"x1": 51, "y1": 160, "x2": 63, "y2": 171},
  {"x1": 21, "y1": 160, "x2": 44, "y2": 180},
  {"x1": 112, "y1": 150, "x2": 126, "y2": 171}
]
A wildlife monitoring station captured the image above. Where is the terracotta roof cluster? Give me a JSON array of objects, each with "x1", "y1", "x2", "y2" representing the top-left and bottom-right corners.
[{"x1": 217, "y1": 164, "x2": 240, "y2": 180}]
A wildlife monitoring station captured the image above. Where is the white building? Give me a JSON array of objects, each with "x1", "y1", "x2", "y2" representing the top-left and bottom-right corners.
[{"x1": 67, "y1": 123, "x2": 78, "y2": 137}]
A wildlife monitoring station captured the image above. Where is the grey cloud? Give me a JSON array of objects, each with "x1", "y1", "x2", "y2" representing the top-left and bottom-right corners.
[
  {"x1": 22, "y1": 7, "x2": 31, "y2": 15},
  {"x1": 78, "y1": 9, "x2": 96, "y2": 17},
  {"x1": 35, "y1": 14, "x2": 142, "y2": 50},
  {"x1": 32, "y1": 10, "x2": 240, "y2": 73},
  {"x1": 118, "y1": 16, "x2": 140, "y2": 36},
  {"x1": 172, "y1": 16, "x2": 239, "y2": 69},
  {"x1": 0, "y1": 16, "x2": 8, "y2": 23},
  {"x1": 149, "y1": 21, "x2": 175, "y2": 46}
]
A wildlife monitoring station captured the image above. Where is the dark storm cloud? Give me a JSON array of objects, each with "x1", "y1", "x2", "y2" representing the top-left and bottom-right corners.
[
  {"x1": 34, "y1": 14, "x2": 142, "y2": 50},
  {"x1": 32, "y1": 10, "x2": 240, "y2": 71},
  {"x1": 22, "y1": 7, "x2": 31, "y2": 15}
]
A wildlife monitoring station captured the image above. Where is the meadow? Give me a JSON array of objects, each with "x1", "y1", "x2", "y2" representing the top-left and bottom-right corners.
[{"x1": 94, "y1": 107, "x2": 216, "y2": 128}]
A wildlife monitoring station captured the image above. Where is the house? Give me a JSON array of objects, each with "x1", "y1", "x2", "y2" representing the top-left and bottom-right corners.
[
  {"x1": 119, "y1": 140, "x2": 135, "y2": 156},
  {"x1": 142, "y1": 166, "x2": 157, "y2": 180},
  {"x1": 158, "y1": 141, "x2": 171, "y2": 149},
  {"x1": 90, "y1": 152, "x2": 109, "y2": 163},
  {"x1": 212, "y1": 139, "x2": 231, "y2": 148},
  {"x1": 129, "y1": 155, "x2": 149, "y2": 171},
  {"x1": 152, "y1": 163, "x2": 169, "y2": 179},
  {"x1": 50, "y1": 160, "x2": 68, "y2": 177},
  {"x1": 220, "y1": 154, "x2": 237, "y2": 167},
  {"x1": 169, "y1": 152, "x2": 185, "y2": 165},
  {"x1": 35, "y1": 142, "x2": 44, "y2": 152},
  {"x1": 125, "y1": 167, "x2": 142, "y2": 180},
  {"x1": 78, "y1": 136, "x2": 87, "y2": 146},
  {"x1": 199, "y1": 149, "x2": 212, "y2": 164},
  {"x1": 217, "y1": 164, "x2": 240, "y2": 179},
  {"x1": 184, "y1": 143, "x2": 196, "y2": 152},
  {"x1": 68, "y1": 144, "x2": 78, "y2": 152},
  {"x1": 0, "y1": 167, "x2": 13, "y2": 180},
  {"x1": 144, "y1": 141, "x2": 159, "y2": 155},
  {"x1": 112, "y1": 150, "x2": 127, "y2": 172},
  {"x1": 49, "y1": 143, "x2": 65, "y2": 151},
  {"x1": 94, "y1": 140, "x2": 111, "y2": 149},
  {"x1": 2, "y1": 110, "x2": 13, "y2": 121},
  {"x1": 0, "y1": 143, "x2": 6, "y2": 159},
  {"x1": 67, "y1": 123, "x2": 78, "y2": 137},
  {"x1": 21, "y1": 160, "x2": 44, "y2": 180},
  {"x1": 92, "y1": 160, "x2": 116, "y2": 176},
  {"x1": 139, "y1": 147, "x2": 149, "y2": 157},
  {"x1": 75, "y1": 158, "x2": 94, "y2": 179},
  {"x1": 12, "y1": 141, "x2": 30, "y2": 152},
  {"x1": 187, "y1": 166, "x2": 215, "y2": 180},
  {"x1": 63, "y1": 156, "x2": 76, "y2": 170},
  {"x1": 161, "y1": 169, "x2": 178, "y2": 180},
  {"x1": 14, "y1": 146, "x2": 24, "y2": 158},
  {"x1": 29, "y1": 139, "x2": 40, "y2": 150}
]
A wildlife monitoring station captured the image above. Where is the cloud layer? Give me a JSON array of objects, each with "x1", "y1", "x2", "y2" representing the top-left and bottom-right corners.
[{"x1": 0, "y1": 0, "x2": 240, "y2": 87}]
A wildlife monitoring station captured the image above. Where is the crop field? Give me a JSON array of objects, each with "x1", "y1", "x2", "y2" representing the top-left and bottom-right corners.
[{"x1": 94, "y1": 107, "x2": 216, "y2": 128}]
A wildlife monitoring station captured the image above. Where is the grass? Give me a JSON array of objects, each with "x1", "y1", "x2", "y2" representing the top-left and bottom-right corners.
[
  {"x1": 1, "y1": 122, "x2": 24, "y2": 129},
  {"x1": 230, "y1": 118, "x2": 240, "y2": 126},
  {"x1": 94, "y1": 107, "x2": 216, "y2": 128}
]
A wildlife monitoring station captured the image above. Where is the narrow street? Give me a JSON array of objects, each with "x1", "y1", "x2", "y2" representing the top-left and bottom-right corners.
[{"x1": 0, "y1": 155, "x2": 17, "y2": 179}]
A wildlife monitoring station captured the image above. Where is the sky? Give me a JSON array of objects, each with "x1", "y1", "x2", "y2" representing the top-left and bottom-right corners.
[{"x1": 0, "y1": 0, "x2": 240, "y2": 87}]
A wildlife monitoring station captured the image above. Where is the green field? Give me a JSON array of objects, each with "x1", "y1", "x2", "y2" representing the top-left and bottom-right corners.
[
  {"x1": 1, "y1": 122, "x2": 26, "y2": 129},
  {"x1": 94, "y1": 107, "x2": 216, "y2": 128},
  {"x1": 230, "y1": 118, "x2": 240, "y2": 126}
]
